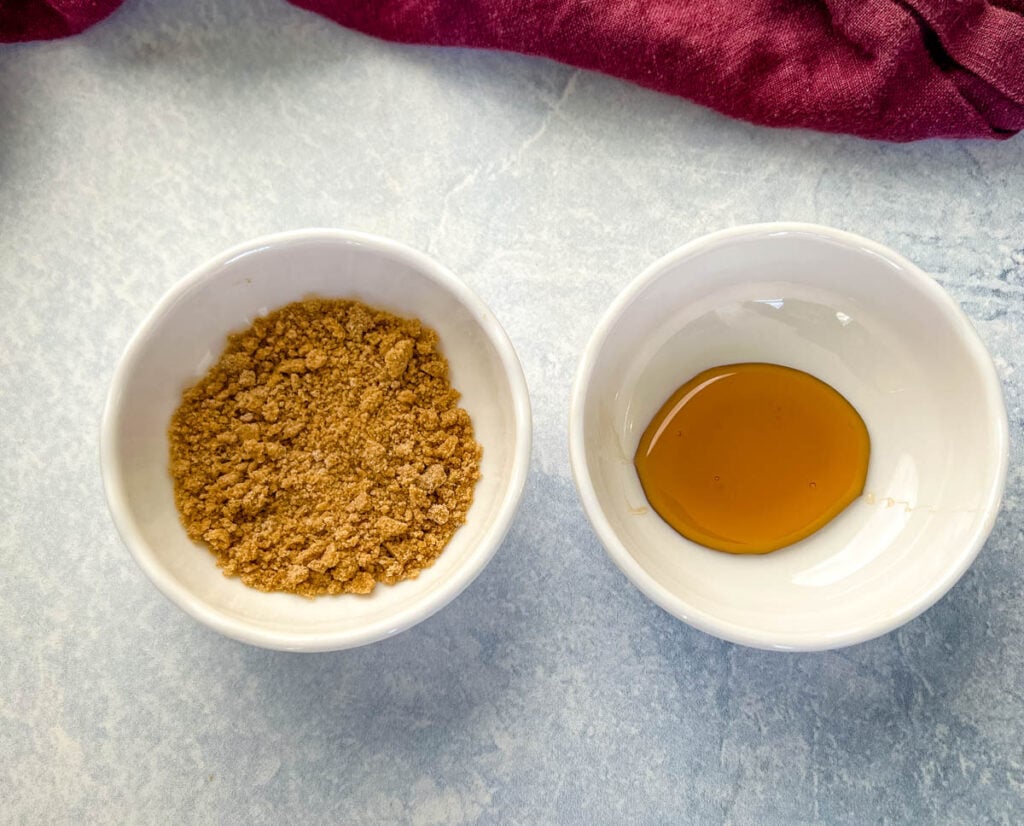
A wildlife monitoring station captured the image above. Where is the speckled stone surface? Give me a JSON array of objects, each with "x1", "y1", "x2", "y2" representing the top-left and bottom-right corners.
[{"x1": 2, "y1": 1, "x2": 1023, "y2": 822}]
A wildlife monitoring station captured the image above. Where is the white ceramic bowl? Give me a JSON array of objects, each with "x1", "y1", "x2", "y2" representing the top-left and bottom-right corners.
[
  {"x1": 101, "y1": 229, "x2": 531, "y2": 651},
  {"x1": 570, "y1": 223, "x2": 1008, "y2": 651}
]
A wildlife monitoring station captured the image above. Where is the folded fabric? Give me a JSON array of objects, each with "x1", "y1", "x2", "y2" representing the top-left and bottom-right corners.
[
  {"x1": 4, "y1": 0, "x2": 1023, "y2": 141},
  {"x1": 0, "y1": 0, "x2": 122, "y2": 41}
]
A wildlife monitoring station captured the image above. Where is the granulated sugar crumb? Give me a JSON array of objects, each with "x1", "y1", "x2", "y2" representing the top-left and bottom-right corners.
[{"x1": 168, "y1": 298, "x2": 482, "y2": 597}]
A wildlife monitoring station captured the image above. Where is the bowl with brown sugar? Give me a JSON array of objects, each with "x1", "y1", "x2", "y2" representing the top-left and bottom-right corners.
[{"x1": 101, "y1": 229, "x2": 531, "y2": 651}]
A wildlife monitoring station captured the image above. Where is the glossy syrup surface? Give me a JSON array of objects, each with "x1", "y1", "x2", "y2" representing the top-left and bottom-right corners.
[{"x1": 634, "y1": 363, "x2": 870, "y2": 554}]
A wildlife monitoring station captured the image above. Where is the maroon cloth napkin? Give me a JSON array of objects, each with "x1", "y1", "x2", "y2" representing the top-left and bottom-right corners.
[
  {"x1": 0, "y1": 0, "x2": 121, "y2": 41},
  {"x1": 4, "y1": 0, "x2": 1023, "y2": 141}
]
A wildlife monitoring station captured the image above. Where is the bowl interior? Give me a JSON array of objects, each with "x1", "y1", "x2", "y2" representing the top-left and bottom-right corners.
[
  {"x1": 104, "y1": 233, "x2": 527, "y2": 649},
  {"x1": 576, "y1": 227, "x2": 1006, "y2": 649}
]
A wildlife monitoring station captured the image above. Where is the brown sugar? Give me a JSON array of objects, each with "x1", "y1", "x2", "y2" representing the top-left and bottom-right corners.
[{"x1": 168, "y1": 298, "x2": 482, "y2": 597}]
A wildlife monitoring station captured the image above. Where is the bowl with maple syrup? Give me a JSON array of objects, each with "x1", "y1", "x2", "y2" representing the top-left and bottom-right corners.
[{"x1": 569, "y1": 223, "x2": 1008, "y2": 651}]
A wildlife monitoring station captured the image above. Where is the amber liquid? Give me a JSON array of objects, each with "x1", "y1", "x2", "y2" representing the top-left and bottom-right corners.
[{"x1": 634, "y1": 363, "x2": 870, "y2": 554}]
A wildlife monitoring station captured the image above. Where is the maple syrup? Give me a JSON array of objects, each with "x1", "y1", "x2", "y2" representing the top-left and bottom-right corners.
[{"x1": 634, "y1": 363, "x2": 870, "y2": 554}]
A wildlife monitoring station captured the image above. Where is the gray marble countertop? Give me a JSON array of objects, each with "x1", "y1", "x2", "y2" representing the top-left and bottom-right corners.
[{"x1": 3, "y1": 1, "x2": 1023, "y2": 823}]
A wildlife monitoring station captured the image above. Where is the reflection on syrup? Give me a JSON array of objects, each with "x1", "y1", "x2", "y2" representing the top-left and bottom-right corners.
[{"x1": 634, "y1": 363, "x2": 870, "y2": 554}]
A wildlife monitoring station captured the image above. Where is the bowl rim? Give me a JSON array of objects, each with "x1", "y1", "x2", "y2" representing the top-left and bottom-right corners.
[
  {"x1": 568, "y1": 221, "x2": 1009, "y2": 651},
  {"x1": 100, "y1": 227, "x2": 532, "y2": 652}
]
